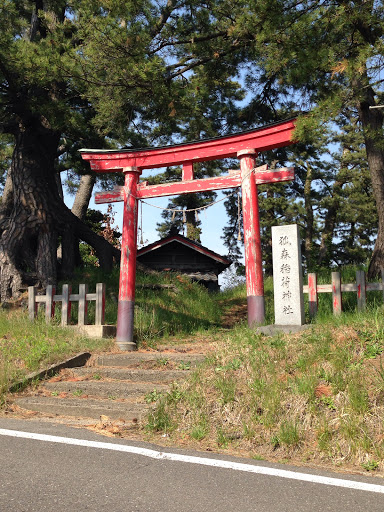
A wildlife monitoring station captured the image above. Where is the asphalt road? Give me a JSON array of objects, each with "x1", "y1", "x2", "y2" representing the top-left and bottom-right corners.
[{"x1": 0, "y1": 418, "x2": 383, "y2": 512}]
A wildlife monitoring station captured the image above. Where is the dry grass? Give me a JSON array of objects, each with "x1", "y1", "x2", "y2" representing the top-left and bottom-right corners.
[
  {"x1": 146, "y1": 312, "x2": 384, "y2": 473},
  {"x1": 0, "y1": 309, "x2": 114, "y2": 404},
  {"x1": 0, "y1": 266, "x2": 223, "y2": 404}
]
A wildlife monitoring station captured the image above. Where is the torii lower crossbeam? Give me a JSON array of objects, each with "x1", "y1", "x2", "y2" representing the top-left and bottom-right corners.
[
  {"x1": 95, "y1": 167, "x2": 293, "y2": 203},
  {"x1": 80, "y1": 118, "x2": 296, "y2": 350}
]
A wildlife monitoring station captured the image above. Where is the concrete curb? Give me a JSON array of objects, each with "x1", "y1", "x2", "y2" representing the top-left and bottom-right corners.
[
  {"x1": 15, "y1": 396, "x2": 149, "y2": 421},
  {"x1": 8, "y1": 352, "x2": 92, "y2": 393},
  {"x1": 43, "y1": 380, "x2": 170, "y2": 398},
  {"x1": 256, "y1": 324, "x2": 312, "y2": 336},
  {"x1": 95, "y1": 352, "x2": 206, "y2": 367}
]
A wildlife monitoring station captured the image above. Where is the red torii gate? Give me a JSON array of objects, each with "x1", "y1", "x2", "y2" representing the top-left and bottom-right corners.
[{"x1": 80, "y1": 118, "x2": 296, "y2": 350}]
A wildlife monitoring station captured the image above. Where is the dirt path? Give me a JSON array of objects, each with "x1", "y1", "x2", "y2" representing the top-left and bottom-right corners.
[{"x1": 220, "y1": 299, "x2": 248, "y2": 328}]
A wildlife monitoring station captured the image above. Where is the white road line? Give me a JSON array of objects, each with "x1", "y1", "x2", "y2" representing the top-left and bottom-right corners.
[{"x1": 1, "y1": 428, "x2": 383, "y2": 494}]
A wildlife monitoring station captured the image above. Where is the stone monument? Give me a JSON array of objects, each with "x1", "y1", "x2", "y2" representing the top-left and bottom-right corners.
[{"x1": 272, "y1": 224, "x2": 305, "y2": 326}]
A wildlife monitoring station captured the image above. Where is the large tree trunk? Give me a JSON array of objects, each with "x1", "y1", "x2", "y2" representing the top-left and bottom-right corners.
[
  {"x1": 60, "y1": 173, "x2": 97, "y2": 277},
  {"x1": 0, "y1": 119, "x2": 61, "y2": 298},
  {"x1": 303, "y1": 163, "x2": 315, "y2": 268},
  {"x1": 0, "y1": 117, "x2": 119, "y2": 300},
  {"x1": 355, "y1": 80, "x2": 384, "y2": 278},
  {"x1": 71, "y1": 174, "x2": 96, "y2": 220},
  {"x1": 317, "y1": 177, "x2": 344, "y2": 267}
]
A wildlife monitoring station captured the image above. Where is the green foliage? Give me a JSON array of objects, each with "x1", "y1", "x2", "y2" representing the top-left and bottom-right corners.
[
  {"x1": 178, "y1": 361, "x2": 191, "y2": 370},
  {"x1": 146, "y1": 401, "x2": 174, "y2": 433},
  {"x1": 214, "y1": 374, "x2": 236, "y2": 404},
  {"x1": 0, "y1": 0, "x2": 254, "y2": 290},
  {"x1": 1, "y1": 0, "x2": 381, "y2": 284},
  {"x1": 270, "y1": 435, "x2": 280, "y2": 450},
  {"x1": 216, "y1": 427, "x2": 230, "y2": 448},
  {"x1": 347, "y1": 375, "x2": 370, "y2": 414},
  {"x1": 154, "y1": 64, "x2": 245, "y2": 241},
  {"x1": 278, "y1": 420, "x2": 301, "y2": 448},
  {"x1": 145, "y1": 389, "x2": 164, "y2": 404},
  {"x1": 215, "y1": 358, "x2": 242, "y2": 372},
  {"x1": 249, "y1": 1, "x2": 383, "y2": 272},
  {"x1": 361, "y1": 460, "x2": 379, "y2": 472},
  {"x1": 316, "y1": 420, "x2": 333, "y2": 453},
  {"x1": 190, "y1": 416, "x2": 209, "y2": 441},
  {"x1": 66, "y1": 266, "x2": 222, "y2": 345},
  {"x1": 214, "y1": 0, "x2": 384, "y2": 272}
]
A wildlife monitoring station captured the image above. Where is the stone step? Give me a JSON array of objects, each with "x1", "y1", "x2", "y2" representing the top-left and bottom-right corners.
[
  {"x1": 70, "y1": 367, "x2": 191, "y2": 383},
  {"x1": 42, "y1": 380, "x2": 170, "y2": 399},
  {"x1": 11, "y1": 348, "x2": 208, "y2": 424},
  {"x1": 16, "y1": 396, "x2": 150, "y2": 422},
  {"x1": 94, "y1": 352, "x2": 206, "y2": 368}
]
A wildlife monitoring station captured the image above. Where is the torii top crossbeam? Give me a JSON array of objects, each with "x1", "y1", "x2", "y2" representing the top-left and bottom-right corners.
[
  {"x1": 80, "y1": 118, "x2": 297, "y2": 350},
  {"x1": 80, "y1": 118, "x2": 295, "y2": 171}
]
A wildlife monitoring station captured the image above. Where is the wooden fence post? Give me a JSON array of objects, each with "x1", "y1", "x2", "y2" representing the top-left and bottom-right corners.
[
  {"x1": 78, "y1": 284, "x2": 88, "y2": 326},
  {"x1": 356, "y1": 271, "x2": 366, "y2": 312},
  {"x1": 303, "y1": 270, "x2": 384, "y2": 315},
  {"x1": 61, "y1": 284, "x2": 72, "y2": 326},
  {"x1": 332, "y1": 272, "x2": 342, "y2": 315},
  {"x1": 308, "y1": 273, "x2": 318, "y2": 318},
  {"x1": 29, "y1": 283, "x2": 106, "y2": 328},
  {"x1": 382, "y1": 269, "x2": 384, "y2": 304},
  {"x1": 95, "y1": 283, "x2": 106, "y2": 326},
  {"x1": 45, "y1": 285, "x2": 56, "y2": 322},
  {"x1": 28, "y1": 286, "x2": 37, "y2": 321}
]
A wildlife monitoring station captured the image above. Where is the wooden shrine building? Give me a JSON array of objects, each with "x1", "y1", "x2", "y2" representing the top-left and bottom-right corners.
[{"x1": 137, "y1": 233, "x2": 231, "y2": 292}]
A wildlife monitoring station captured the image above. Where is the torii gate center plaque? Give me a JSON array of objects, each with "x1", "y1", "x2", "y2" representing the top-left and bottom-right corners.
[{"x1": 80, "y1": 118, "x2": 297, "y2": 350}]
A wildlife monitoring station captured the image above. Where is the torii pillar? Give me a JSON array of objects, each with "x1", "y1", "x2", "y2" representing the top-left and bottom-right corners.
[
  {"x1": 116, "y1": 167, "x2": 141, "y2": 350},
  {"x1": 238, "y1": 149, "x2": 265, "y2": 326}
]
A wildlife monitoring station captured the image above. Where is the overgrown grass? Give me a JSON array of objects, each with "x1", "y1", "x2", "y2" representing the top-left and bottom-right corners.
[
  {"x1": 0, "y1": 265, "x2": 224, "y2": 404},
  {"x1": 0, "y1": 310, "x2": 113, "y2": 404},
  {"x1": 4, "y1": 262, "x2": 384, "y2": 473},
  {"x1": 146, "y1": 305, "x2": 384, "y2": 471},
  {"x1": 134, "y1": 273, "x2": 222, "y2": 344},
  {"x1": 67, "y1": 266, "x2": 223, "y2": 347}
]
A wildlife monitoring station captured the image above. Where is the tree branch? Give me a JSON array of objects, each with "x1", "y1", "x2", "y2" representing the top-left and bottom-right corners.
[{"x1": 149, "y1": 0, "x2": 179, "y2": 39}]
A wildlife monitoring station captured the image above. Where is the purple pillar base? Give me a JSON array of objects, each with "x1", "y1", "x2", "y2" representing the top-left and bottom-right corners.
[
  {"x1": 247, "y1": 295, "x2": 265, "y2": 328},
  {"x1": 116, "y1": 300, "x2": 136, "y2": 351}
]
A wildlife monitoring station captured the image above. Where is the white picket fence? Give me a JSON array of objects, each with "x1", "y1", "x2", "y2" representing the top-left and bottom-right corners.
[{"x1": 28, "y1": 283, "x2": 106, "y2": 326}]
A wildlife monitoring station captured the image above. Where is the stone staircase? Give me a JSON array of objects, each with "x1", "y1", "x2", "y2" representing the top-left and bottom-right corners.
[{"x1": 13, "y1": 351, "x2": 206, "y2": 424}]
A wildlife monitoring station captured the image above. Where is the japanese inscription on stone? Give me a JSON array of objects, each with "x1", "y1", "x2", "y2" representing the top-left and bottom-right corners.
[{"x1": 272, "y1": 224, "x2": 305, "y2": 326}]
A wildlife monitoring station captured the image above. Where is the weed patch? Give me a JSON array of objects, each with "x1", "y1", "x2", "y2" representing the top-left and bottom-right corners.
[
  {"x1": 147, "y1": 309, "x2": 384, "y2": 471},
  {"x1": 0, "y1": 311, "x2": 113, "y2": 404}
]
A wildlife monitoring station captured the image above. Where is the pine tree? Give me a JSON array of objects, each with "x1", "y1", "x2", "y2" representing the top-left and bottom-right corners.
[
  {"x1": 234, "y1": 0, "x2": 384, "y2": 276},
  {"x1": 324, "y1": 113, "x2": 377, "y2": 266},
  {"x1": 0, "y1": 0, "x2": 244, "y2": 297},
  {"x1": 154, "y1": 65, "x2": 245, "y2": 242}
]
